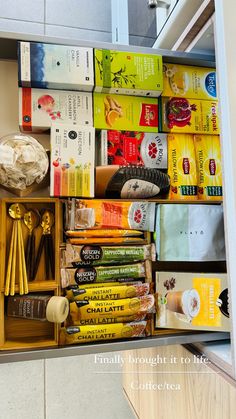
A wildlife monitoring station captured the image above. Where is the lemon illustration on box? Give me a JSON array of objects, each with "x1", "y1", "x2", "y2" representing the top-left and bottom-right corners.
[
  {"x1": 162, "y1": 63, "x2": 217, "y2": 100},
  {"x1": 94, "y1": 49, "x2": 163, "y2": 96},
  {"x1": 93, "y1": 93, "x2": 158, "y2": 133}
]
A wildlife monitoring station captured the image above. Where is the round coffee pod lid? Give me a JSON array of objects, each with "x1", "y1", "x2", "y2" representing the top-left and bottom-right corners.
[{"x1": 46, "y1": 296, "x2": 69, "y2": 323}]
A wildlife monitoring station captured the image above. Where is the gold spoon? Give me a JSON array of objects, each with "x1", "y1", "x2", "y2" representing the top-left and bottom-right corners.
[{"x1": 24, "y1": 210, "x2": 40, "y2": 281}]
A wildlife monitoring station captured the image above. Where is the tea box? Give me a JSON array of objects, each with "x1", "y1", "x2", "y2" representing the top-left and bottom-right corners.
[{"x1": 94, "y1": 49, "x2": 163, "y2": 96}]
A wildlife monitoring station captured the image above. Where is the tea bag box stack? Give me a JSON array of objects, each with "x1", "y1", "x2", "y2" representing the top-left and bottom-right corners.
[
  {"x1": 15, "y1": 43, "x2": 163, "y2": 346},
  {"x1": 153, "y1": 64, "x2": 228, "y2": 334}
]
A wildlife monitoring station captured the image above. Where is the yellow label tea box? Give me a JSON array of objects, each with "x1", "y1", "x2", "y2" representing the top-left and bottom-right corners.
[
  {"x1": 159, "y1": 96, "x2": 220, "y2": 134},
  {"x1": 162, "y1": 63, "x2": 217, "y2": 100},
  {"x1": 19, "y1": 88, "x2": 93, "y2": 133},
  {"x1": 93, "y1": 93, "x2": 158, "y2": 133},
  {"x1": 194, "y1": 134, "x2": 223, "y2": 200},
  {"x1": 94, "y1": 49, "x2": 163, "y2": 97},
  {"x1": 18, "y1": 41, "x2": 94, "y2": 91},
  {"x1": 50, "y1": 123, "x2": 95, "y2": 197},
  {"x1": 168, "y1": 134, "x2": 198, "y2": 200},
  {"x1": 156, "y1": 272, "x2": 229, "y2": 332}
]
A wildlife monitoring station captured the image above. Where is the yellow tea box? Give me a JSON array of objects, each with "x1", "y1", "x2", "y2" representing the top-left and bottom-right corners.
[
  {"x1": 50, "y1": 123, "x2": 95, "y2": 197},
  {"x1": 162, "y1": 63, "x2": 217, "y2": 100},
  {"x1": 93, "y1": 93, "x2": 158, "y2": 132},
  {"x1": 94, "y1": 49, "x2": 163, "y2": 97},
  {"x1": 168, "y1": 134, "x2": 198, "y2": 200},
  {"x1": 194, "y1": 134, "x2": 223, "y2": 200},
  {"x1": 156, "y1": 272, "x2": 229, "y2": 332},
  {"x1": 159, "y1": 96, "x2": 220, "y2": 134}
]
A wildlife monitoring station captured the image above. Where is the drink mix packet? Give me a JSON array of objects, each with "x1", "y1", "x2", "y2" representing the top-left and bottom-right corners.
[
  {"x1": 61, "y1": 261, "x2": 152, "y2": 288},
  {"x1": 69, "y1": 294, "x2": 155, "y2": 322},
  {"x1": 66, "y1": 283, "x2": 150, "y2": 301},
  {"x1": 64, "y1": 243, "x2": 156, "y2": 266},
  {"x1": 65, "y1": 199, "x2": 156, "y2": 232},
  {"x1": 60, "y1": 321, "x2": 149, "y2": 345}
]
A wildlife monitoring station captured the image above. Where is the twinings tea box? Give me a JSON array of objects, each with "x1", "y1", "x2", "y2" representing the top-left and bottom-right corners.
[
  {"x1": 94, "y1": 93, "x2": 158, "y2": 132},
  {"x1": 18, "y1": 41, "x2": 94, "y2": 91},
  {"x1": 156, "y1": 272, "x2": 229, "y2": 331},
  {"x1": 19, "y1": 88, "x2": 93, "y2": 132},
  {"x1": 194, "y1": 135, "x2": 223, "y2": 200},
  {"x1": 94, "y1": 49, "x2": 163, "y2": 97},
  {"x1": 97, "y1": 130, "x2": 167, "y2": 168},
  {"x1": 168, "y1": 133, "x2": 198, "y2": 200},
  {"x1": 163, "y1": 63, "x2": 217, "y2": 100},
  {"x1": 50, "y1": 123, "x2": 95, "y2": 197},
  {"x1": 159, "y1": 97, "x2": 220, "y2": 134}
]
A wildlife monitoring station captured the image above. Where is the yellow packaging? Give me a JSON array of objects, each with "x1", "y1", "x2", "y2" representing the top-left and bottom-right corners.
[
  {"x1": 93, "y1": 93, "x2": 158, "y2": 132},
  {"x1": 168, "y1": 134, "x2": 198, "y2": 200},
  {"x1": 194, "y1": 135, "x2": 223, "y2": 200},
  {"x1": 65, "y1": 229, "x2": 143, "y2": 237},
  {"x1": 66, "y1": 283, "x2": 150, "y2": 301},
  {"x1": 60, "y1": 321, "x2": 148, "y2": 344},
  {"x1": 160, "y1": 97, "x2": 220, "y2": 134},
  {"x1": 70, "y1": 294, "x2": 154, "y2": 321},
  {"x1": 163, "y1": 63, "x2": 217, "y2": 100},
  {"x1": 67, "y1": 313, "x2": 147, "y2": 326}
]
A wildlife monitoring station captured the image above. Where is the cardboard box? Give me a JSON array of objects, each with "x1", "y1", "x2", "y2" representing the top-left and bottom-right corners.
[
  {"x1": 94, "y1": 49, "x2": 163, "y2": 97},
  {"x1": 194, "y1": 134, "x2": 223, "y2": 200},
  {"x1": 159, "y1": 96, "x2": 220, "y2": 134},
  {"x1": 168, "y1": 133, "x2": 198, "y2": 200},
  {"x1": 19, "y1": 88, "x2": 93, "y2": 133},
  {"x1": 162, "y1": 63, "x2": 217, "y2": 100},
  {"x1": 18, "y1": 41, "x2": 94, "y2": 91},
  {"x1": 96, "y1": 130, "x2": 167, "y2": 168},
  {"x1": 155, "y1": 272, "x2": 230, "y2": 331},
  {"x1": 93, "y1": 93, "x2": 158, "y2": 132},
  {"x1": 50, "y1": 124, "x2": 95, "y2": 197}
]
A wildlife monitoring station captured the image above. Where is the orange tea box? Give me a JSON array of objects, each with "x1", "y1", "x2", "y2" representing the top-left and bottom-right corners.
[
  {"x1": 159, "y1": 97, "x2": 220, "y2": 134},
  {"x1": 162, "y1": 63, "x2": 217, "y2": 100},
  {"x1": 93, "y1": 93, "x2": 158, "y2": 133},
  {"x1": 194, "y1": 135, "x2": 223, "y2": 200},
  {"x1": 168, "y1": 134, "x2": 198, "y2": 200}
]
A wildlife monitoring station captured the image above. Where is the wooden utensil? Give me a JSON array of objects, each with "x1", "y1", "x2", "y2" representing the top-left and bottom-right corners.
[
  {"x1": 5, "y1": 203, "x2": 28, "y2": 296},
  {"x1": 23, "y1": 210, "x2": 40, "y2": 281}
]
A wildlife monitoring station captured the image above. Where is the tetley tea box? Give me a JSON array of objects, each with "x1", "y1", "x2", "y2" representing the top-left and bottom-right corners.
[
  {"x1": 156, "y1": 272, "x2": 230, "y2": 331},
  {"x1": 93, "y1": 93, "x2": 158, "y2": 133},
  {"x1": 18, "y1": 41, "x2": 94, "y2": 91},
  {"x1": 94, "y1": 49, "x2": 163, "y2": 97},
  {"x1": 50, "y1": 123, "x2": 95, "y2": 198},
  {"x1": 19, "y1": 88, "x2": 93, "y2": 133},
  {"x1": 162, "y1": 63, "x2": 217, "y2": 100}
]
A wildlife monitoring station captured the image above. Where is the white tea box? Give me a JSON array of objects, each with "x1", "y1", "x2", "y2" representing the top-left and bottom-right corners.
[
  {"x1": 19, "y1": 88, "x2": 93, "y2": 133},
  {"x1": 18, "y1": 41, "x2": 94, "y2": 91},
  {"x1": 50, "y1": 123, "x2": 95, "y2": 198}
]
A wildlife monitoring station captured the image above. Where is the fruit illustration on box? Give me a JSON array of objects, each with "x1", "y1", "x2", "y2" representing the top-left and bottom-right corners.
[
  {"x1": 104, "y1": 96, "x2": 123, "y2": 127},
  {"x1": 166, "y1": 98, "x2": 197, "y2": 129},
  {"x1": 163, "y1": 64, "x2": 188, "y2": 96},
  {"x1": 38, "y1": 95, "x2": 62, "y2": 121}
]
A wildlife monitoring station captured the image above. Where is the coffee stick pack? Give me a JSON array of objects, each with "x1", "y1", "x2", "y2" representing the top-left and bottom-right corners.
[
  {"x1": 64, "y1": 243, "x2": 156, "y2": 266},
  {"x1": 61, "y1": 261, "x2": 152, "y2": 287}
]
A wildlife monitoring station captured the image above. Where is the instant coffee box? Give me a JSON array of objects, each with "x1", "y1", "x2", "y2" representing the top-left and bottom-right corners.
[{"x1": 156, "y1": 272, "x2": 230, "y2": 331}]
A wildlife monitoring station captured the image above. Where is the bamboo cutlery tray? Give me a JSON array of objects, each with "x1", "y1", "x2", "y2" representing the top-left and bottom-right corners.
[{"x1": 0, "y1": 198, "x2": 61, "y2": 350}]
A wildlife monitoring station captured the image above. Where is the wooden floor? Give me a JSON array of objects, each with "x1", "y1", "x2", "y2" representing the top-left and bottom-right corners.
[{"x1": 122, "y1": 345, "x2": 236, "y2": 419}]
